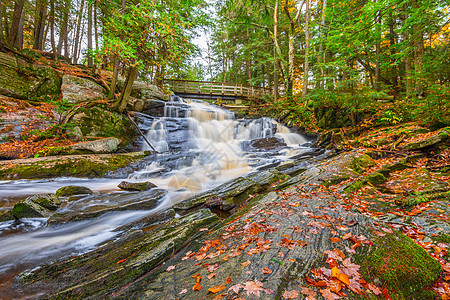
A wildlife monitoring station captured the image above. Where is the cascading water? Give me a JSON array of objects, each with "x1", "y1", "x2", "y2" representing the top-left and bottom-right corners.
[{"x1": 0, "y1": 96, "x2": 312, "y2": 292}]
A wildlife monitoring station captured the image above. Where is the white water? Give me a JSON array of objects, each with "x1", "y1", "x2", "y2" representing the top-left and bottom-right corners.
[{"x1": 0, "y1": 97, "x2": 310, "y2": 281}]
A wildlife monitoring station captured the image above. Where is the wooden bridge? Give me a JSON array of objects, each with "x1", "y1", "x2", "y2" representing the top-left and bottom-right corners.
[{"x1": 162, "y1": 79, "x2": 271, "y2": 101}]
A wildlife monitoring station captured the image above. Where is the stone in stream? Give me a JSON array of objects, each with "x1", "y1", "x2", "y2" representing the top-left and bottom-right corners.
[
  {"x1": 56, "y1": 186, "x2": 94, "y2": 197},
  {"x1": 70, "y1": 137, "x2": 122, "y2": 154},
  {"x1": 47, "y1": 188, "x2": 167, "y2": 225},
  {"x1": 118, "y1": 181, "x2": 157, "y2": 191},
  {"x1": 250, "y1": 137, "x2": 287, "y2": 151},
  {"x1": 11, "y1": 193, "x2": 61, "y2": 219},
  {"x1": 0, "y1": 210, "x2": 14, "y2": 222}
]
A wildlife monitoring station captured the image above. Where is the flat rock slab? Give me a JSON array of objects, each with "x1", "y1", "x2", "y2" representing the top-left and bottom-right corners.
[
  {"x1": 0, "y1": 152, "x2": 149, "y2": 180},
  {"x1": 47, "y1": 188, "x2": 167, "y2": 225}
]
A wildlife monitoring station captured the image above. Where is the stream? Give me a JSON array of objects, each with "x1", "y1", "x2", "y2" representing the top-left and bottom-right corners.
[{"x1": 0, "y1": 96, "x2": 312, "y2": 293}]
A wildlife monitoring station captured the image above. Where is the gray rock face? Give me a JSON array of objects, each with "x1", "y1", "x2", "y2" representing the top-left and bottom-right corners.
[
  {"x1": 11, "y1": 193, "x2": 61, "y2": 219},
  {"x1": 47, "y1": 188, "x2": 167, "y2": 225},
  {"x1": 400, "y1": 128, "x2": 450, "y2": 150},
  {"x1": 61, "y1": 75, "x2": 104, "y2": 103},
  {"x1": 118, "y1": 181, "x2": 157, "y2": 191},
  {"x1": 71, "y1": 137, "x2": 122, "y2": 153},
  {"x1": 56, "y1": 186, "x2": 94, "y2": 197},
  {"x1": 250, "y1": 137, "x2": 287, "y2": 151}
]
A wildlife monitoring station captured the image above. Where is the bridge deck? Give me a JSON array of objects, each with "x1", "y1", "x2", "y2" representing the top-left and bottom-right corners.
[{"x1": 162, "y1": 79, "x2": 271, "y2": 100}]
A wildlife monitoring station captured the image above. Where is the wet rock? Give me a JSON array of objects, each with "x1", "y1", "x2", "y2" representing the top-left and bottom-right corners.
[
  {"x1": 0, "y1": 52, "x2": 61, "y2": 102},
  {"x1": 0, "y1": 152, "x2": 149, "y2": 180},
  {"x1": 61, "y1": 75, "x2": 104, "y2": 104},
  {"x1": 249, "y1": 137, "x2": 287, "y2": 151},
  {"x1": 47, "y1": 189, "x2": 167, "y2": 225},
  {"x1": 11, "y1": 193, "x2": 60, "y2": 219},
  {"x1": 400, "y1": 127, "x2": 450, "y2": 150},
  {"x1": 71, "y1": 137, "x2": 122, "y2": 154},
  {"x1": 17, "y1": 209, "x2": 219, "y2": 298},
  {"x1": 115, "y1": 209, "x2": 176, "y2": 232},
  {"x1": 0, "y1": 210, "x2": 14, "y2": 222},
  {"x1": 118, "y1": 181, "x2": 157, "y2": 191},
  {"x1": 173, "y1": 170, "x2": 284, "y2": 212},
  {"x1": 56, "y1": 186, "x2": 94, "y2": 197}
]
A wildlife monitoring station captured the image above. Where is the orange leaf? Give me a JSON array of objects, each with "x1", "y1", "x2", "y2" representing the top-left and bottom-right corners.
[
  {"x1": 330, "y1": 237, "x2": 341, "y2": 243},
  {"x1": 241, "y1": 260, "x2": 250, "y2": 267},
  {"x1": 263, "y1": 267, "x2": 272, "y2": 274},
  {"x1": 116, "y1": 259, "x2": 126, "y2": 264},
  {"x1": 193, "y1": 282, "x2": 201, "y2": 291},
  {"x1": 208, "y1": 284, "x2": 226, "y2": 293},
  {"x1": 225, "y1": 277, "x2": 232, "y2": 284},
  {"x1": 331, "y1": 266, "x2": 350, "y2": 285}
]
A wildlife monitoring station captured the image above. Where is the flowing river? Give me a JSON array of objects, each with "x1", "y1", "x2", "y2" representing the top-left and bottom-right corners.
[{"x1": 0, "y1": 96, "x2": 313, "y2": 294}]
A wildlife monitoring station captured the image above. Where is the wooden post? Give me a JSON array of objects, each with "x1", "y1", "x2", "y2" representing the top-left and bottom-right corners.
[{"x1": 184, "y1": 80, "x2": 187, "y2": 93}]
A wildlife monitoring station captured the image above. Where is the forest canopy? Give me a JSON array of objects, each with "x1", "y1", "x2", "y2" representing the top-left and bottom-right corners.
[{"x1": 0, "y1": 0, "x2": 448, "y2": 127}]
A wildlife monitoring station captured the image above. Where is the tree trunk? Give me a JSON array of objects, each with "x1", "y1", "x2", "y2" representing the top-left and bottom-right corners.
[
  {"x1": 388, "y1": 12, "x2": 398, "y2": 90},
  {"x1": 412, "y1": 0, "x2": 424, "y2": 96},
  {"x1": 109, "y1": 57, "x2": 120, "y2": 99},
  {"x1": 63, "y1": 0, "x2": 70, "y2": 58},
  {"x1": 319, "y1": 0, "x2": 327, "y2": 88},
  {"x1": 273, "y1": 1, "x2": 279, "y2": 101},
  {"x1": 8, "y1": 0, "x2": 25, "y2": 49},
  {"x1": 0, "y1": 1, "x2": 5, "y2": 45},
  {"x1": 87, "y1": 0, "x2": 93, "y2": 66},
  {"x1": 49, "y1": 0, "x2": 57, "y2": 60},
  {"x1": 117, "y1": 67, "x2": 137, "y2": 113},
  {"x1": 33, "y1": 0, "x2": 47, "y2": 50},
  {"x1": 246, "y1": 27, "x2": 252, "y2": 84},
  {"x1": 374, "y1": 0, "x2": 381, "y2": 90},
  {"x1": 94, "y1": 0, "x2": 98, "y2": 52},
  {"x1": 302, "y1": 0, "x2": 310, "y2": 99},
  {"x1": 72, "y1": 0, "x2": 85, "y2": 64}
]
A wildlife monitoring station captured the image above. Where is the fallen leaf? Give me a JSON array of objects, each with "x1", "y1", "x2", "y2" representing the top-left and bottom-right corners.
[
  {"x1": 166, "y1": 265, "x2": 175, "y2": 271},
  {"x1": 208, "y1": 284, "x2": 226, "y2": 293},
  {"x1": 300, "y1": 287, "x2": 316, "y2": 297},
  {"x1": 193, "y1": 282, "x2": 201, "y2": 291},
  {"x1": 212, "y1": 294, "x2": 226, "y2": 300},
  {"x1": 116, "y1": 259, "x2": 126, "y2": 264},
  {"x1": 207, "y1": 273, "x2": 217, "y2": 279},
  {"x1": 243, "y1": 280, "x2": 264, "y2": 297},
  {"x1": 225, "y1": 277, "x2": 232, "y2": 284},
  {"x1": 368, "y1": 283, "x2": 382, "y2": 295},
  {"x1": 342, "y1": 233, "x2": 352, "y2": 240},
  {"x1": 178, "y1": 288, "x2": 187, "y2": 295},
  {"x1": 320, "y1": 288, "x2": 341, "y2": 300},
  {"x1": 331, "y1": 266, "x2": 350, "y2": 285},
  {"x1": 382, "y1": 287, "x2": 392, "y2": 300},
  {"x1": 283, "y1": 289, "x2": 300, "y2": 298},
  {"x1": 241, "y1": 260, "x2": 251, "y2": 267},
  {"x1": 229, "y1": 284, "x2": 243, "y2": 294},
  {"x1": 330, "y1": 237, "x2": 341, "y2": 243}
]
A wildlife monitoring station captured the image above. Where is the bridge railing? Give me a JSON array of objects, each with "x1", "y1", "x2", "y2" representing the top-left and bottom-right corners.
[{"x1": 162, "y1": 79, "x2": 271, "y2": 98}]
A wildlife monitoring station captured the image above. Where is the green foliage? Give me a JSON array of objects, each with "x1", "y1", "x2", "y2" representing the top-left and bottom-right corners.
[{"x1": 380, "y1": 110, "x2": 402, "y2": 125}]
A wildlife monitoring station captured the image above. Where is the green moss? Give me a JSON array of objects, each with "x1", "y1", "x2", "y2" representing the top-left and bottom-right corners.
[
  {"x1": 56, "y1": 186, "x2": 93, "y2": 197},
  {"x1": 356, "y1": 232, "x2": 442, "y2": 299},
  {"x1": 344, "y1": 179, "x2": 366, "y2": 193},
  {"x1": 351, "y1": 154, "x2": 376, "y2": 174},
  {"x1": 0, "y1": 210, "x2": 14, "y2": 222},
  {"x1": 366, "y1": 172, "x2": 387, "y2": 185},
  {"x1": 0, "y1": 152, "x2": 148, "y2": 180}
]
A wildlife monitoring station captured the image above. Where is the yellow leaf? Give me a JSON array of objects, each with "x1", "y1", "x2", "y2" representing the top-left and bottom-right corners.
[{"x1": 208, "y1": 284, "x2": 226, "y2": 293}]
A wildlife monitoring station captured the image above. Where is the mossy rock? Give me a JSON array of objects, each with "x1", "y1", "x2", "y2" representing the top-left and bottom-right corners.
[
  {"x1": 118, "y1": 181, "x2": 157, "y2": 191},
  {"x1": 366, "y1": 172, "x2": 387, "y2": 185},
  {"x1": 56, "y1": 186, "x2": 94, "y2": 197},
  {"x1": 0, "y1": 152, "x2": 149, "y2": 180},
  {"x1": 0, "y1": 52, "x2": 61, "y2": 102},
  {"x1": 356, "y1": 232, "x2": 442, "y2": 299},
  {"x1": 344, "y1": 179, "x2": 366, "y2": 193},
  {"x1": 0, "y1": 210, "x2": 14, "y2": 222},
  {"x1": 351, "y1": 154, "x2": 376, "y2": 174},
  {"x1": 69, "y1": 106, "x2": 134, "y2": 140},
  {"x1": 27, "y1": 193, "x2": 61, "y2": 211}
]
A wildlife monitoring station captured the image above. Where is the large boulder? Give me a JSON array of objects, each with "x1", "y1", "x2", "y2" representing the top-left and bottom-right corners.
[
  {"x1": 71, "y1": 137, "x2": 122, "y2": 154},
  {"x1": 0, "y1": 52, "x2": 61, "y2": 102},
  {"x1": 69, "y1": 106, "x2": 133, "y2": 139},
  {"x1": 117, "y1": 79, "x2": 168, "y2": 101},
  {"x1": 11, "y1": 193, "x2": 61, "y2": 219},
  {"x1": 61, "y1": 75, "x2": 104, "y2": 104},
  {"x1": 400, "y1": 127, "x2": 450, "y2": 150}
]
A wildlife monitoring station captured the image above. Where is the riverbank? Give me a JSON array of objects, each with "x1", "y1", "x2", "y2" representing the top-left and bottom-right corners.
[{"x1": 6, "y1": 123, "x2": 449, "y2": 299}]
